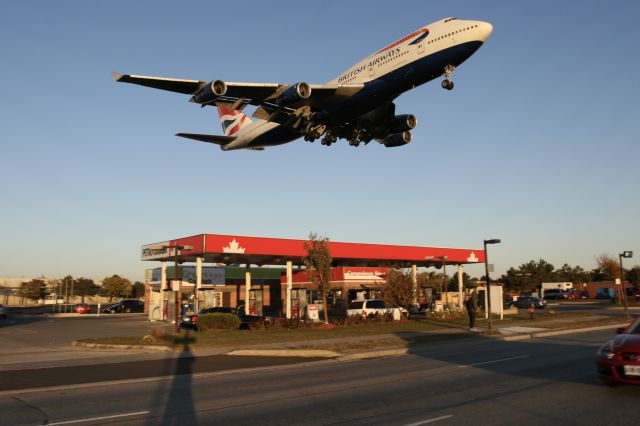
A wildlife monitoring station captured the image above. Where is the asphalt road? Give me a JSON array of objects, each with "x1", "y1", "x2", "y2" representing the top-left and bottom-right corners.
[{"x1": 1, "y1": 329, "x2": 638, "y2": 426}]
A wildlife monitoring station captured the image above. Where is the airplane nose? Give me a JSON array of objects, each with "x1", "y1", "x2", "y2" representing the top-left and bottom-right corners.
[{"x1": 479, "y1": 21, "x2": 493, "y2": 41}]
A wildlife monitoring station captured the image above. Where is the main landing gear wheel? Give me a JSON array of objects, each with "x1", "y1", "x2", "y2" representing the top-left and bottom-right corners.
[
  {"x1": 441, "y1": 64, "x2": 456, "y2": 91},
  {"x1": 321, "y1": 135, "x2": 337, "y2": 146},
  {"x1": 441, "y1": 80, "x2": 454, "y2": 90}
]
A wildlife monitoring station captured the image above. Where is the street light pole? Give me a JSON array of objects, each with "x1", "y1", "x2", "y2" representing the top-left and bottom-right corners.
[
  {"x1": 619, "y1": 251, "x2": 633, "y2": 318},
  {"x1": 484, "y1": 239, "x2": 501, "y2": 331}
]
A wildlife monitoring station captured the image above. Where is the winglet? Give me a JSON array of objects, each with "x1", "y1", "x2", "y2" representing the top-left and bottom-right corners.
[{"x1": 112, "y1": 71, "x2": 123, "y2": 81}]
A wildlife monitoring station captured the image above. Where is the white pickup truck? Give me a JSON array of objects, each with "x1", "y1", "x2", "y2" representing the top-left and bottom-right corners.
[{"x1": 347, "y1": 299, "x2": 408, "y2": 320}]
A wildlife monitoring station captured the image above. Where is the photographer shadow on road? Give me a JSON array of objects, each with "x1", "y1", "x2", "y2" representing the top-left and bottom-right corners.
[{"x1": 145, "y1": 331, "x2": 197, "y2": 426}]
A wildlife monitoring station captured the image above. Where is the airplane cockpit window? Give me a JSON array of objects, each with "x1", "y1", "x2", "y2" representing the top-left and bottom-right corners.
[{"x1": 444, "y1": 18, "x2": 457, "y2": 23}]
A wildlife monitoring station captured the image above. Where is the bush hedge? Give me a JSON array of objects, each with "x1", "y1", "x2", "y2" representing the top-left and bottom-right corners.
[{"x1": 197, "y1": 313, "x2": 241, "y2": 330}]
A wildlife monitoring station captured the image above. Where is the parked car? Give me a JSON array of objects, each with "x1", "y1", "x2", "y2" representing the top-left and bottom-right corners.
[
  {"x1": 542, "y1": 289, "x2": 567, "y2": 300},
  {"x1": 102, "y1": 300, "x2": 144, "y2": 314},
  {"x1": 625, "y1": 288, "x2": 640, "y2": 299},
  {"x1": 73, "y1": 303, "x2": 92, "y2": 314},
  {"x1": 507, "y1": 296, "x2": 546, "y2": 309},
  {"x1": 180, "y1": 306, "x2": 268, "y2": 331},
  {"x1": 0, "y1": 304, "x2": 7, "y2": 319},
  {"x1": 347, "y1": 299, "x2": 408, "y2": 319},
  {"x1": 596, "y1": 316, "x2": 640, "y2": 386},
  {"x1": 565, "y1": 290, "x2": 588, "y2": 300}
]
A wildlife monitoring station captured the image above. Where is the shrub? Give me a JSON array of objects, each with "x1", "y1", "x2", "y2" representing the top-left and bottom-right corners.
[{"x1": 197, "y1": 313, "x2": 241, "y2": 331}]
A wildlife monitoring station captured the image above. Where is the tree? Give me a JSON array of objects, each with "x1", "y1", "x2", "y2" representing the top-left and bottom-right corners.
[
  {"x1": 594, "y1": 254, "x2": 620, "y2": 282},
  {"x1": 57, "y1": 275, "x2": 75, "y2": 303},
  {"x1": 499, "y1": 259, "x2": 556, "y2": 293},
  {"x1": 131, "y1": 281, "x2": 145, "y2": 299},
  {"x1": 380, "y1": 269, "x2": 414, "y2": 310},
  {"x1": 555, "y1": 264, "x2": 592, "y2": 284},
  {"x1": 626, "y1": 266, "x2": 640, "y2": 289},
  {"x1": 303, "y1": 232, "x2": 332, "y2": 324},
  {"x1": 74, "y1": 277, "x2": 100, "y2": 303},
  {"x1": 99, "y1": 275, "x2": 132, "y2": 302},
  {"x1": 450, "y1": 271, "x2": 473, "y2": 291},
  {"x1": 0, "y1": 284, "x2": 12, "y2": 304},
  {"x1": 19, "y1": 279, "x2": 48, "y2": 302}
]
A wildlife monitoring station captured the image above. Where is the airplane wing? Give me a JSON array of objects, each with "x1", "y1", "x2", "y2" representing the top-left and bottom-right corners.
[{"x1": 113, "y1": 72, "x2": 363, "y2": 113}]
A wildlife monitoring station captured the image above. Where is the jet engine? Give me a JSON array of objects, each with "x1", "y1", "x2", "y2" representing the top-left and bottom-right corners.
[
  {"x1": 192, "y1": 80, "x2": 227, "y2": 104},
  {"x1": 276, "y1": 82, "x2": 312, "y2": 106},
  {"x1": 383, "y1": 131, "x2": 412, "y2": 148},
  {"x1": 389, "y1": 114, "x2": 417, "y2": 134}
]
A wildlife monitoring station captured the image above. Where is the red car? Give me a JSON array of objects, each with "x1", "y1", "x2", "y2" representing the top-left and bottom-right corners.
[
  {"x1": 596, "y1": 316, "x2": 640, "y2": 386},
  {"x1": 73, "y1": 303, "x2": 92, "y2": 314}
]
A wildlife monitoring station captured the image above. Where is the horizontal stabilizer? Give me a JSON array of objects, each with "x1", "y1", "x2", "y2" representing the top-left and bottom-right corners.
[
  {"x1": 175, "y1": 133, "x2": 236, "y2": 145},
  {"x1": 113, "y1": 72, "x2": 205, "y2": 95}
]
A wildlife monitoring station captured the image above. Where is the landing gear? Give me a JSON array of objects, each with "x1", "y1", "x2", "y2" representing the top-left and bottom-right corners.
[
  {"x1": 303, "y1": 123, "x2": 326, "y2": 143},
  {"x1": 349, "y1": 129, "x2": 362, "y2": 147},
  {"x1": 441, "y1": 64, "x2": 456, "y2": 91},
  {"x1": 321, "y1": 134, "x2": 337, "y2": 146}
]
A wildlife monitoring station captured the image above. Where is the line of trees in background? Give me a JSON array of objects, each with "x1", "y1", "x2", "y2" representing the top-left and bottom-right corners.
[
  {"x1": 499, "y1": 255, "x2": 640, "y2": 293},
  {"x1": 380, "y1": 255, "x2": 640, "y2": 309},
  {"x1": 3, "y1": 275, "x2": 146, "y2": 303}
]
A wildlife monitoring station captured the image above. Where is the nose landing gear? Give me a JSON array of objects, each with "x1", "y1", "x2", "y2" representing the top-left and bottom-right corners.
[{"x1": 441, "y1": 64, "x2": 456, "y2": 91}]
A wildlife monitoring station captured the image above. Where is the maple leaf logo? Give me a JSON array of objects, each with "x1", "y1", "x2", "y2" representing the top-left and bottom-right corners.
[{"x1": 222, "y1": 238, "x2": 245, "y2": 254}]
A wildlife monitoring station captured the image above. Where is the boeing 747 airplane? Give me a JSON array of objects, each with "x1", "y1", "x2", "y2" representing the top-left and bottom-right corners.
[{"x1": 114, "y1": 17, "x2": 492, "y2": 151}]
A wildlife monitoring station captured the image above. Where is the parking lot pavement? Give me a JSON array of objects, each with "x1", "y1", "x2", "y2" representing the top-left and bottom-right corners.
[{"x1": 0, "y1": 314, "x2": 177, "y2": 371}]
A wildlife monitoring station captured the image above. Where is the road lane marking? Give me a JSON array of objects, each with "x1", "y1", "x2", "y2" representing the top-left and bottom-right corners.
[
  {"x1": 48, "y1": 411, "x2": 150, "y2": 425},
  {"x1": 458, "y1": 354, "x2": 529, "y2": 368},
  {"x1": 404, "y1": 414, "x2": 453, "y2": 425}
]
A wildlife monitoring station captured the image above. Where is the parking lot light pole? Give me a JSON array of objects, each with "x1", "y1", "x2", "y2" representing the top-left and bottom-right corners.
[
  {"x1": 619, "y1": 251, "x2": 633, "y2": 318},
  {"x1": 484, "y1": 239, "x2": 501, "y2": 331}
]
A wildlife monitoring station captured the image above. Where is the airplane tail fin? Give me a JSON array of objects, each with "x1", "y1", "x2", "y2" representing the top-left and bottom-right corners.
[{"x1": 217, "y1": 105, "x2": 253, "y2": 136}]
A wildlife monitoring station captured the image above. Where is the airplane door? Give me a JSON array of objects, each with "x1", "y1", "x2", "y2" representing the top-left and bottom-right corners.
[
  {"x1": 417, "y1": 42, "x2": 425, "y2": 54},
  {"x1": 369, "y1": 65, "x2": 375, "y2": 77}
]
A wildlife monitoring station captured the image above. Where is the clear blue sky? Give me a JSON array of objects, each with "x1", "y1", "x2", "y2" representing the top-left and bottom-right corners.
[{"x1": 1, "y1": 0, "x2": 639, "y2": 281}]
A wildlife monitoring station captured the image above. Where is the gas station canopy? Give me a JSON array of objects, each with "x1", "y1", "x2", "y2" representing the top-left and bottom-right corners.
[{"x1": 141, "y1": 233, "x2": 486, "y2": 267}]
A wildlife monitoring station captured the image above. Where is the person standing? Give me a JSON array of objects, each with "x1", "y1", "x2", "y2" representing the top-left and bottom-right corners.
[{"x1": 465, "y1": 290, "x2": 478, "y2": 331}]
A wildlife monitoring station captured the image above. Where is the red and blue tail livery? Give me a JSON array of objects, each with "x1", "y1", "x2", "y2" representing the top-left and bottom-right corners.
[{"x1": 217, "y1": 107, "x2": 252, "y2": 136}]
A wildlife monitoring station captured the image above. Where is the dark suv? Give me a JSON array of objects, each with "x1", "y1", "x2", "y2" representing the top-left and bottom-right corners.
[
  {"x1": 181, "y1": 306, "x2": 268, "y2": 330},
  {"x1": 102, "y1": 300, "x2": 144, "y2": 313},
  {"x1": 508, "y1": 296, "x2": 546, "y2": 309},
  {"x1": 543, "y1": 289, "x2": 567, "y2": 300}
]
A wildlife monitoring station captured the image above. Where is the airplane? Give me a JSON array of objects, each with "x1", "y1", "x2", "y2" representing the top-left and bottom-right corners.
[{"x1": 114, "y1": 17, "x2": 493, "y2": 151}]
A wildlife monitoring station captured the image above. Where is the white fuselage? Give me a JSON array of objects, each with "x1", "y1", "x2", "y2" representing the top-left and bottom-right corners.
[{"x1": 228, "y1": 17, "x2": 493, "y2": 150}]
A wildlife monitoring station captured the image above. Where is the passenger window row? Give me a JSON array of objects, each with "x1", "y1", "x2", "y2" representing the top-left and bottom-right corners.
[{"x1": 427, "y1": 25, "x2": 479, "y2": 44}]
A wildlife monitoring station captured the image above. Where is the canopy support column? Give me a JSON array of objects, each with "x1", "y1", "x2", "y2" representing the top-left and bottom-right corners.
[
  {"x1": 160, "y1": 261, "x2": 167, "y2": 320},
  {"x1": 286, "y1": 260, "x2": 293, "y2": 319},
  {"x1": 457, "y1": 264, "x2": 464, "y2": 308},
  {"x1": 195, "y1": 257, "x2": 203, "y2": 312},
  {"x1": 412, "y1": 264, "x2": 417, "y2": 306},
  {"x1": 245, "y1": 264, "x2": 251, "y2": 315}
]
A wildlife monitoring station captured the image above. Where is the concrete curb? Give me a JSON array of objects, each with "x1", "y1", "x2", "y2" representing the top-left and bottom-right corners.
[
  {"x1": 498, "y1": 323, "x2": 627, "y2": 341},
  {"x1": 227, "y1": 349, "x2": 340, "y2": 358},
  {"x1": 72, "y1": 341, "x2": 172, "y2": 351},
  {"x1": 337, "y1": 348, "x2": 409, "y2": 361}
]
